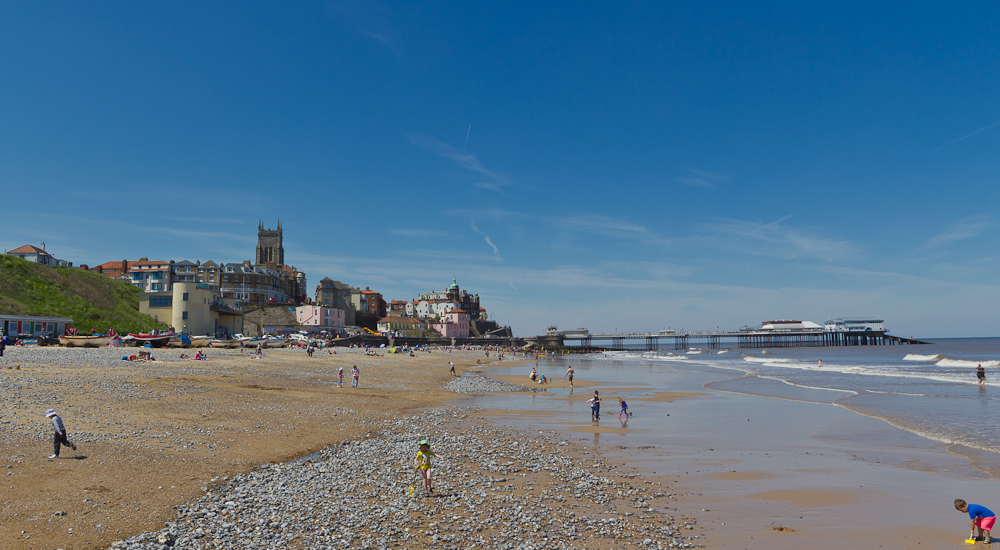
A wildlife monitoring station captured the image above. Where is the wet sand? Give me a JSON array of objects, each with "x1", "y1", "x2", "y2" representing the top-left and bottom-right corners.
[
  {"x1": 2, "y1": 346, "x2": 990, "y2": 549},
  {"x1": 468, "y1": 359, "x2": 995, "y2": 549}
]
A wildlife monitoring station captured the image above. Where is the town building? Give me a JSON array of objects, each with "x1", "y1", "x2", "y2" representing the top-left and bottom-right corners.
[
  {"x1": 351, "y1": 287, "x2": 387, "y2": 318},
  {"x1": 412, "y1": 279, "x2": 481, "y2": 320},
  {"x1": 127, "y1": 259, "x2": 172, "y2": 292},
  {"x1": 315, "y1": 278, "x2": 356, "y2": 325},
  {"x1": 5, "y1": 244, "x2": 72, "y2": 267},
  {"x1": 220, "y1": 262, "x2": 287, "y2": 304},
  {"x1": 429, "y1": 308, "x2": 471, "y2": 338},
  {"x1": 87, "y1": 260, "x2": 130, "y2": 279},
  {"x1": 138, "y1": 282, "x2": 243, "y2": 337},
  {"x1": 0, "y1": 315, "x2": 74, "y2": 338},
  {"x1": 170, "y1": 260, "x2": 199, "y2": 284},
  {"x1": 295, "y1": 305, "x2": 346, "y2": 331},
  {"x1": 196, "y1": 260, "x2": 221, "y2": 291},
  {"x1": 407, "y1": 300, "x2": 463, "y2": 319},
  {"x1": 377, "y1": 316, "x2": 426, "y2": 338}
]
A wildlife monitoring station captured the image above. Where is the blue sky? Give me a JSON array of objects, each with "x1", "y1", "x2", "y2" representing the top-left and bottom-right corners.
[{"x1": 2, "y1": 2, "x2": 999, "y2": 337}]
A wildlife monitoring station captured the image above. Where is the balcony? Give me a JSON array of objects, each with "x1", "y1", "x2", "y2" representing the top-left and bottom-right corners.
[{"x1": 211, "y1": 302, "x2": 243, "y2": 315}]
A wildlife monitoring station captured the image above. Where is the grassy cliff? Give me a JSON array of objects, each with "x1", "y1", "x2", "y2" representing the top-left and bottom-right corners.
[{"x1": 0, "y1": 255, "x2": 167, "y2": 334}]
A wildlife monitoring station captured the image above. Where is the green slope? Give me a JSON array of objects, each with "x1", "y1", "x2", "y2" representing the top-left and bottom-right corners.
[{"x1": 0, "y1": 255, "x2": 167, "y2": 334}]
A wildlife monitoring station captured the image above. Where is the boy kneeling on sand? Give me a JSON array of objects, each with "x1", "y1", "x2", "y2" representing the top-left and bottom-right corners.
[{"x1": 956, "y1": 498, "x2": 995, "y2": 543}]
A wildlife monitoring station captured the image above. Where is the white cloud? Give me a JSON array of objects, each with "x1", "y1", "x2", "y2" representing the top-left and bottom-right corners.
[
  {"x1": 698, "y1": 217, "x2": 857, "y2": 261},
  {"x1": 924, "y1": 215, "x2": 994, "y2": 249}
]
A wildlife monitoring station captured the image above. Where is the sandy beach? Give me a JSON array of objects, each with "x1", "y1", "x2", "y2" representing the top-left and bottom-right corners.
[
  {"x1": 1, "y1": 346, "x2": 990, "y2": 549},
  {"x1": 0, "y1": 347, "x2": 699, "y2": 549}
]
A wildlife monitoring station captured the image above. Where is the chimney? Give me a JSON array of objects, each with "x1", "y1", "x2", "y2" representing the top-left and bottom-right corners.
[{"x1": 41, "y1": 242, "x2": 45, "y2": 252}]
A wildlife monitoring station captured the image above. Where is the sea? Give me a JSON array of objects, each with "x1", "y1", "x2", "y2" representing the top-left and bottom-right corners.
[{"x1": 461, "y1": 337, "x2": 1000, "y2": 477}]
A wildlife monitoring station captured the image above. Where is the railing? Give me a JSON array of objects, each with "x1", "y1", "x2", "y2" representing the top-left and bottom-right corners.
[{"x1": 210, "y1": 302, "x2": 243, "y2": 314}]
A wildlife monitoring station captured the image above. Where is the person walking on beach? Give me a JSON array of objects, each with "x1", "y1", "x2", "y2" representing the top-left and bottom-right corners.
[
  {"x1": 0, "y1": 331, "x2": 5, "y2": 358},
  {"x1": 956, "y1": 499, "x2": 995, "y2": 543},
  {"x1": 449, "y1": 361, "x2": 455, "y2": 376},
  {"x1": 530, "y1": 367, "x2": 537, "y2": 383},
  {"x1": 414, "y1": 439, "x2": 445, "y2": 495},
  {"x1": 352, "y1": 365, "x2": 359, "y2": 388},
  {"x1": 338, "y1": 366, "x2": 344, "y2": 387},
  {"x1": 566, "y1": 365, "x2": 574, "y2": 388},
  {"x1": 978, "y1": 364, "x2": 987, "y2": 385},
  {"x1": 45, "y1": 409, "x2": 76, "y2": 459}
]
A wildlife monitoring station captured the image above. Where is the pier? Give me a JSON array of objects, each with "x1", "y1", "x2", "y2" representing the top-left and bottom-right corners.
[{"x1": 548, "y1": 330, "x2": 928, "y2": 351}]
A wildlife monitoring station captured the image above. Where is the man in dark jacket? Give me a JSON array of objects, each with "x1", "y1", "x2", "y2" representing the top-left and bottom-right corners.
[{"x1": 45, "y1": 409, "x2": 76, "y2": 459}]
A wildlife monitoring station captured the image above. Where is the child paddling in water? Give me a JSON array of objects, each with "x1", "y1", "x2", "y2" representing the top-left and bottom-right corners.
[
  {"x1": 956, "y1": 499, "x2": 995, "y2": 543},
  {"x1": 617, "y1": 397, "x2": 630, "y2": 420}
]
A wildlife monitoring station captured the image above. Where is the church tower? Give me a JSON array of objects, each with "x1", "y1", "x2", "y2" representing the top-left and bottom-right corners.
[{"x1": 256, "y1": 220, "x2": 284, "y2": 269}]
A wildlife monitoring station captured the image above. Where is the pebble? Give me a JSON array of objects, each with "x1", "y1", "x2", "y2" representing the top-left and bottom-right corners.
[
  {"x1": 108, "y1": 408, "x2": 702, "y2": 549},
  {"x1": 445, "y1": 372, "x2": 542, "y2": 394}
]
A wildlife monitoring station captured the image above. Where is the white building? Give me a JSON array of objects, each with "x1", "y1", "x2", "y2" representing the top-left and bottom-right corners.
[
  {"x1": 824, "y1": 318, "x2": 886, "y2": 332},
  {"x1": 405, "y1": 300, "x2": 463, "y2": 320},
  {"x1": 759, "y1": 320, "x2": 823, "y2": 331}
]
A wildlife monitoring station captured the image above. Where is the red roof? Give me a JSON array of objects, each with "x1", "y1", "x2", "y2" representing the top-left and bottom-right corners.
[
  {"x1": 448, "y1": 309, "x2": 466, "y2": 314},
  {"x1": 93, "y1": 260, "x2": 127, "y2": 271},
  {"x1": 361, "y1": 289, "x2": 379, "y2": 295},
  {"x1": 8, "y1": 244, "x2": 51, "y2": 256}
]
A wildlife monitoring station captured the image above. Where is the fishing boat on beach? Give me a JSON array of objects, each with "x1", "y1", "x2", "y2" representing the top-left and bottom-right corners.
[
  {"x1": 167, "y1": 335, "x2": 192, "y2": 348},
  {"x1": 189, "y1": 336, "x2": 212, "y2": 348},
  {"x1": 265, "y1": 338, "x2": 290, "y2": 348},
  {"x1": 60, "y1": 334, "x2": 115, "y2": 347},
  {"x1": 210, "y1": 339, "x2": 240, "y2": 348},
  {"x1": 126, "y1": 333, "x2": 172, "y2": 348}
]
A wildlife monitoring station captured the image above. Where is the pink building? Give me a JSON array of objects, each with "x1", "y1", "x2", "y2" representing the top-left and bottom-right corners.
[
  {"x1": 432, "y1": 308, "x2": 470, "y2": 338},
  {"x1": 295, "y1": 305, "x2": 345, "y2": 329}
]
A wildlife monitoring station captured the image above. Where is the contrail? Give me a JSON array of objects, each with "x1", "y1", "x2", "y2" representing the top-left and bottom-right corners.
[
  {"x1": 463, "y1": 124, "x2": 471, "y2": 153},
  {"x1": 733, "y1": 214, "x2": 795, "y2": 241}
]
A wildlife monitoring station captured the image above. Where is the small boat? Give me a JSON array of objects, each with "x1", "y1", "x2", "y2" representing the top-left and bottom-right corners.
[
  {"x1": 265, "y1": 338, "x2": 290, "y2": 348},
  {"x1": 210, "y1": 339, "x2": 240, "y2": 348},
  {"x1": 127, "y1": 333, "x2": 172, "y2": 348},
  {"x1": 60, "y1": 335, "x2": 115, "y2": 347},
  {"x1": 189, "y1": 336, "x2": 212, "y2": 348},
  {"x1": 167, "y1": 335, "x2": 192, "y2": 348}
]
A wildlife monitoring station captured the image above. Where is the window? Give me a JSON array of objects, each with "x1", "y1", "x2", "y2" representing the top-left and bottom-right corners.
[
  {"x1": 182, "y1": 292, "x2": 189, "y2": 301},
  {"x1": 182, "y1": 311, "x2": 188, "y2": 320},
  {"x1": 198, "y1": 276, "x2": 203, "y2": 282},
  {"x1": 223, "y1": 275, "x2": 229, "y2": 281},
  {"x1": 152, "y1": 272, "x2": 161, "y2": 280},
  {"x1": 149, "y1": 295, "x2": 172, "y2": 308},
  {"x1": 151, "y1": 283, "x2": 160, "y2": 291}
]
